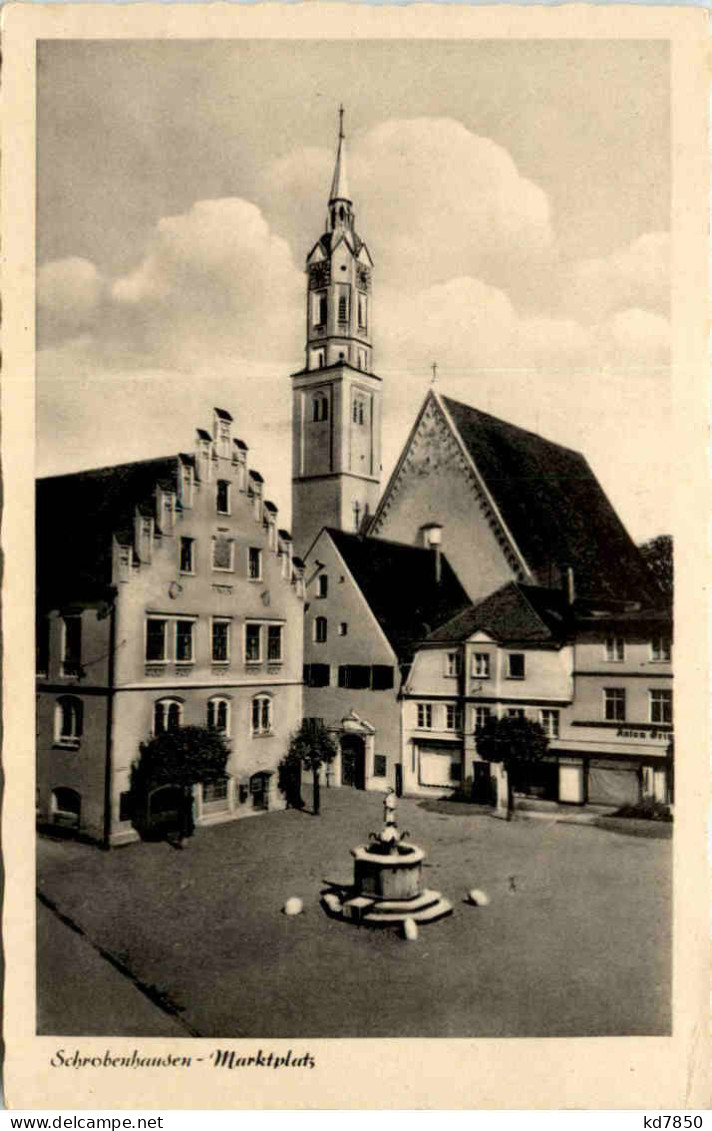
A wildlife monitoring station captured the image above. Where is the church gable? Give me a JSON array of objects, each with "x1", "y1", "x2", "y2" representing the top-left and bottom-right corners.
[{"x1": 369, "y1": 393, "x2": 527, "y2": 603}]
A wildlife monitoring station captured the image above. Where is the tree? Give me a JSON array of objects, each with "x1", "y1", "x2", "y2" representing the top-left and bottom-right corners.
[
  {"x1": 132, "y1": 725, "x2": 230, "y2": 841},
  {"x1": 475, "y1": 715, "x2": 550, "y2": 817},
  {"x1": 285, "y1": 718, "x2": 338, "y2": 815},
  {"x1": 639, "y1": 534, "x2": 673, "y2": 601}
]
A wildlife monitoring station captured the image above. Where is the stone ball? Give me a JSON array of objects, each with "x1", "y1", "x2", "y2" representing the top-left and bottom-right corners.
[
  {"x1": 467, "y1": 889, "x2": 490, "y2": 907},
  {"x1": 284, "y1": 897, "x2": 304, "y2": 916},
  {"x1": 403, "y1": 917, "x2": 419, "y2": 941}
]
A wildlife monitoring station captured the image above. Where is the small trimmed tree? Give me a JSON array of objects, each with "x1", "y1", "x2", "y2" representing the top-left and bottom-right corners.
[
  {"x1": 285, "y1": 718, "x2": 338, "y2": 815},
  {"x1": 132, "y1": 724, "x2": 230, "y2": 840},
  {"x1": 475, "y1": 715, "x2": 550, "y2": 817}
]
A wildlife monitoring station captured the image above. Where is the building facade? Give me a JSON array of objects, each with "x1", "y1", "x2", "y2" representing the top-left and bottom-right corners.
[
  {"x1": 36, "y1": 409, "x2": 305, "y2": 845},
  {"x1": 402, "y1": 583, "x2": 673, "y2": 806},
  {"x1": 302, "y1": 527, "x2": 468, "y2": 793}
]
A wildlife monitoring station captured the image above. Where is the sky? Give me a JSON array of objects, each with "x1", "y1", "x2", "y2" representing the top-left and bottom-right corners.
[{"x1": 37, "y1": 39, "x2": 671, "y2": 541}]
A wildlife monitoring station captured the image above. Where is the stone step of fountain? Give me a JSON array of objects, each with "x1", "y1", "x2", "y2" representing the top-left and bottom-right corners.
[
  {"x1": 366, "y1": 889, "x2": 446, "y2": 915},
  {"x1": 363, "y1": 893, "x2": 454, "y2": 926}
]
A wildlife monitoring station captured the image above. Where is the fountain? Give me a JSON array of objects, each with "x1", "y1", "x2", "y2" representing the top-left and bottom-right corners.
[{"x1": 322, "y1": 790, "x2": 453, "y2": 927}]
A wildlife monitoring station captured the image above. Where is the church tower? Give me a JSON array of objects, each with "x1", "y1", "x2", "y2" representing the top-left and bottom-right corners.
[{"x1": 291, "y1": 108, "x2": 382, "y2": 556}]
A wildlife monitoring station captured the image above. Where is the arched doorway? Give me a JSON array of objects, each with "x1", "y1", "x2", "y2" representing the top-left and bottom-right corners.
[{"x1": 340, "y1": 734, "x2": 366, "y2": 790}]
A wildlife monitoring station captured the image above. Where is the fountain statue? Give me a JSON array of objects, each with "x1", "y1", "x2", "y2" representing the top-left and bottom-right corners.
[{"x1": 322, "y1": 790, "x2": 453, "y2": 927}]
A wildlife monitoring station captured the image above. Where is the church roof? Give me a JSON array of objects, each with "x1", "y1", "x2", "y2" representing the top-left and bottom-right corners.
[
  {"x1": 426, "y1": 582, "x2": 569, "y2": 646},
  {"x1": 325, "y1": 528, "x2": 470, "y2": 663},
  {"x1": 37, "y1": 456, "x2": 180, "y2": 606},
  {"x1": 437, "y1": 393, "x2": 657, "y2": 604}
]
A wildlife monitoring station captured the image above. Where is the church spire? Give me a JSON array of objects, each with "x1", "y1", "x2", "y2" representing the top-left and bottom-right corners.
[{"x1": 329, "y1": 104, "x2": 351, "y2": 204}]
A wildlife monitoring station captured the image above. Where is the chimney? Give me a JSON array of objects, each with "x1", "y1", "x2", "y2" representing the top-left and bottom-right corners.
[{"x1": 420, "y1": 523, "x2": 444, "y2": 585}]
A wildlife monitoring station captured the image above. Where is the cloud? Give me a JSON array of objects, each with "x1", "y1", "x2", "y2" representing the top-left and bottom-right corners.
[
  {"x1": 560, "y1": 231, "x2": 670, "y2": 325},
  {"x1": 263, "y1": 118, "x2": 555, "y2": 298},
  {"x1": 110, "y1": 198, "x2": 303, "y2": 366},
  {"x1": 37, "y1": 257, "x2": 104, "y2": 342}
]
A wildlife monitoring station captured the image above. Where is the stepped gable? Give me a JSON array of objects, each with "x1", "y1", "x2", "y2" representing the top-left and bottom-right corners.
[
  {"x1": 37, "y1": 456, "x2": 179, "y2": 606},
  {"x1": 425, "y1": 582, "x2": 570, "y2": 646},
  {"x1": 327, "y1": 528, "x2": 469, "y2": 663},
  {"x1": 440, "y1": 394, "x2": 657, "y2": 604}
]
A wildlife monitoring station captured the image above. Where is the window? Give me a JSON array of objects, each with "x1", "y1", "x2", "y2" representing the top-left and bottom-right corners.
[
  {"x1": 212, "y1": 533, "x2": 234, "y2": 572},
  {"x1": 317, "y1": 573, "x2": 328, "y2": 598},
  {"x1": 312, "y1": 395, "x2": 329, "y2": 422},
  {"x1": 54, "y1": 695, "x2": 83, "y2": 746},
  {"x1": 417, "y1": 703, "x2": 433, "y2": 729},
  {"x1": 61, "y1": 615, "x2": 82, "y2": 676},
  {"x1": 175, "y1": 620, "x2": 194, "y2": 664},
  {"x1": 445, "y1": 652, "x2": 461, "y2": 677},
  {"x1": 650, "y1": 689, "x2": 672, "y2": 725},
  {"x1": 473, "y1": 653, "x2": 491, "y2": 679},
  {"x1": 651, "y1": 637, "x2": 672, "y2": 662},
  {"x1": 211, "y1": 619, "x2": 230, "y2": 664},
  {"x1": 474, "y1": 706, "x2": 491, "y2": 732},
  {"x1": 267, "y1": 625, "x2": 283, "y2": 663},
  {"x1": 314, "y1": 616, "x2": 328, "y2": 644},
  {"x1": 245, "y1": 623, "x2": 262, "y2": 663},
  {"x1": 450, "y1": 761, "x2": 463, "y2": 783},
  {"x1": 312, "y1": 291, "x2": 327, "y2": 328},
  {"x1": 180, "y1": 463, "x2": 194, "y2": 507},
  {"x1": 145, "y1": 618, "x2": 167, "y2": 662},
  {"x1": 180, "y1": 537, "x2": 195, "y2": 574},
  {"x1": 216, "y1": 480, "x2": 231, "y2": 515},
  {"x1": 251, "y1": 695, "x2": 273, "y2": 736},
  {"x1": 207, "y1": 697, "x2": 231, "y2": 735},
  {"x1": 203, "y1": 778, "x2": 228, "y2": 804},
  {"x1": 338, "y1": 665, "x2": 370, "y2": 689},
  {"x1": 304, "y1": 663, "x2": 330, "y2": 688},
  {"x1": 445, "y1": 704, "x2": 462, "y2": 731},
  {"x1": 540, "y1": 709, "x2": 560, "y2": 738},
  {"x1": 507, "y1": 653, "x2": 526, "y2": 680},
  {"x1": 161, "y1": 492, "x2": 176, "y2": 532},
  {"x1": 604, "y1": 688, "x2": 626, "y2": 722},
  {"x1": 605, "y1": 637, "x2": 625, "y2": 662},
  {"x1": 248, "y1": 547, "x2": 262, "y2": 581},
  {"x1": 507, "y1": 708, "x2": 526, "y2": 719},
  {"x1": 373, "y1": 754, "x2": 387, "y2": 778},
  {"x1": 338, "y1": 293, "x2": 348, "y2": 323},
  {"x1": 154, "y1": 698, "x2": 182, "y2": 735},
  {"x1": 371, "y1": 665, "x2": 395, "y2": 691},
  {"x1": 338, "y1": 622, "x2": 348, "y2": 636},
  {"x1": 352, "y1": 398, "x2": 365, "y2": 425},
  {"x1": 358, "y1": 293, "x2": 367, "y2": 331}
]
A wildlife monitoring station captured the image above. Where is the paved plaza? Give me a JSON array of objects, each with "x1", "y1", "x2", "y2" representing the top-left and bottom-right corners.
[{"x1": 37, "y1": 789, "x2": 671, "y2": 1038}]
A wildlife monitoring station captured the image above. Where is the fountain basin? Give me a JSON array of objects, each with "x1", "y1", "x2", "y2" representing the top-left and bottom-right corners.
[{"x1": 351, "y1": 843, "x2": 425, "y2": 900}]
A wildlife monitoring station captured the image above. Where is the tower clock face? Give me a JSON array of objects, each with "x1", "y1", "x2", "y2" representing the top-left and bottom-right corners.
[
  {"x1": 356, "y1": 265, "x2": 371, "y2": 292},
  {"x1": 309, "y1": 262, "x2": 331, "y2": 289}
]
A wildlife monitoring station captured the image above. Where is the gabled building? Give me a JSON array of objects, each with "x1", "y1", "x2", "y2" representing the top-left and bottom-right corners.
[
  {"x1": 36, "y1": 409, "x2": 305, "y2": 845},
  {"x1": 403, "y1": 582, "x2": 573, "y2": 799},
  {"x1": 303, "y1": 527, "x2": 469, "y2": 793}
]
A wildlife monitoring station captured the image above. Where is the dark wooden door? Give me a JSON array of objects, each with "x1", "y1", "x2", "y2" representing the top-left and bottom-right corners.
[{"x1": 341, "y1": 736, "x2": 365, "y2": 789}]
